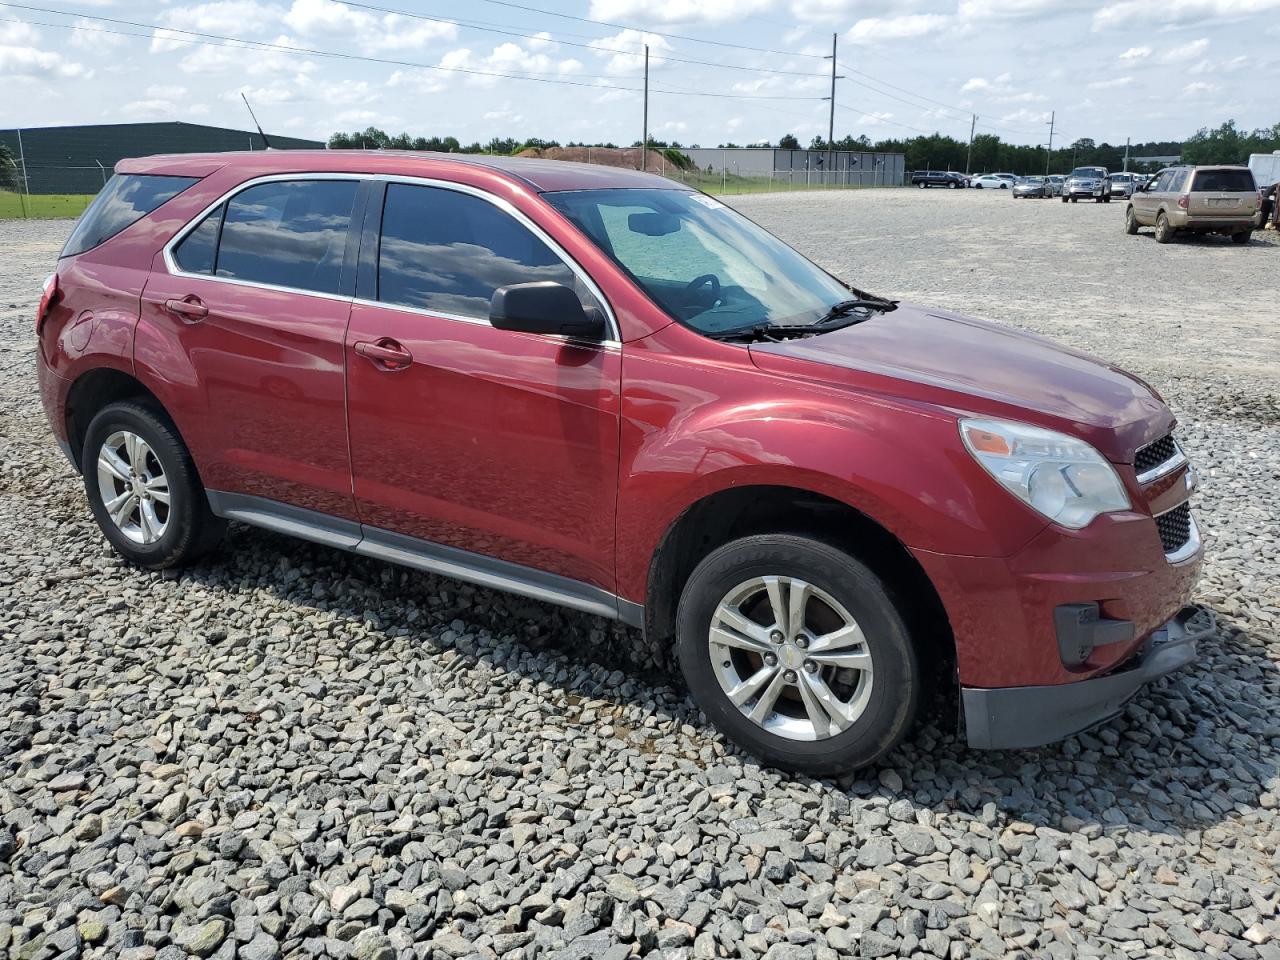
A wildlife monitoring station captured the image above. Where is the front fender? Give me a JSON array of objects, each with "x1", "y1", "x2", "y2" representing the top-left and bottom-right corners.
[{"x1": 615, "y1": 347, "x2": 1050, "y2": 602}]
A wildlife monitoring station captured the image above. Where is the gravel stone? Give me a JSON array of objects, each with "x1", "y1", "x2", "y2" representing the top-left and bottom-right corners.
[{"x1": 0, "y1": 197, "x2": 1276, "y2": 960}]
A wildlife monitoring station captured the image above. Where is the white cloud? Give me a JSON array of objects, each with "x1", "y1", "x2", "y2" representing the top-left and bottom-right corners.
[
  {"x1": 438, "y1": 39, "x2": 587, "y2": 87},
  {"x1": 961, "y1": 77, "x2": 990, "y2": 93},
  {"x1": 1182, "y1": 80, "x2": 1217, "y2": 93},
  {"x1": 857, "y1": 111, "x2": 894, "y2": 125},
  {"x1": 69, "y1": 18, "x2": 128, "y2": 51},
  {"x1": 589, "y1": 0, "x2": 773, "y2": 24},
  {"x1": 0, "y1": 22, "x2": 91, "y2": 79},
  {"x1": 1160, "y1": 37, "x2": 1209, "y2": 61},
  {"x1": 1000, "y1": 107, "x2": 1052, "y2": 122},
  {"x1": 1088, "y1": 76, "x2": 1135, "y2": 88},
  {"x1": 589, "y1": 30, "x2": 673, "y2": 76},
  {"x1": 958, "y1": 0, "x2": 1084, "y2": 17},
  {"x1": 1093, "y1": 0, "x2": 1280, "y2": 29},
  {"x1": 1119, "y1": 45, "x2": 1151, "y2": 60},
  {"x1": 846, "y1": 14, "x2": 952, "y2": 45},
  {"x1": 283, "y1": 0, "x2": 456, "y2": 52},
  {"x1": 161, "y1": 1, "x2": 280, "y2": 35}
]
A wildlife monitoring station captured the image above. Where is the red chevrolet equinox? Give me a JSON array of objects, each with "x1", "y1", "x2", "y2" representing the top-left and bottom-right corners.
[{"x1": 36, "y1": 151, "x2": 1209, "y2": 773}]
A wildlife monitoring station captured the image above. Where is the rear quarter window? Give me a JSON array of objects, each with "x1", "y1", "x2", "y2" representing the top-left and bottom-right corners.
[
  {"x1": 61, "y1": 174, "x2": 199, "y2": 258},
  {"x1": 1192, "y1": 169, "x2": 1256, "y2": 192}
]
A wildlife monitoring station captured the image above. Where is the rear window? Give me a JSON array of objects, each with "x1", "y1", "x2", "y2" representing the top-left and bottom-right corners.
[
  {"x1": 1192, "y1": 169, "x2": 1256, "y2": 192},
  {"x1": 61, "y1": 174, "x2": 199, "y2": 258}
]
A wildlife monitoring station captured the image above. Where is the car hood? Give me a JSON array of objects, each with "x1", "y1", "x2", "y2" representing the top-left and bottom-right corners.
[{"x1": 748, "y1": 302, "x2": 1171, "y2": 462}]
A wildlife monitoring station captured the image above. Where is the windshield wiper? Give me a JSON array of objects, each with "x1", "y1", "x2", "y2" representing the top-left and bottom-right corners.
[{"x1": 707, "y1": 296, "x2": 897, "y2": 343}]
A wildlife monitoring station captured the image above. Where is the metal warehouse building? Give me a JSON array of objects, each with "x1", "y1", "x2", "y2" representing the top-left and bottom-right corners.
[
  {"x1": 684, "y1": 147, "x2": 905, "y2": 187},
  {"x1": 0, "y1": 122, "x2": 324, "y2": 195}
]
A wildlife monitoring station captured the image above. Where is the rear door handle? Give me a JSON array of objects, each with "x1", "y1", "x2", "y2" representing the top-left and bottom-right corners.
[
  {"x1": 354, "y1": 338, "x2": 413, "y2": 371},
  {"x1": 164, "y1": 296, "x2": 208, "y2": 322}
]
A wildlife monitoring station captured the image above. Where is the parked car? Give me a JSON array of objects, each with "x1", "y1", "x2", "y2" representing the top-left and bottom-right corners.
[
  {"x1": 970, "y1": 174, "x2": 1010, "y2": 189},
  {"x1": 38, "y1": 151, "x2": 1207, "y2": 774},
  {"x1": 1109, "y1": 173, "x2": 1139, "y2": 199},
  {"x1": 1012, "y1": 176, "x2": 1052, "y2": 198},
  {"x1": 1063, "y1": 166, "x2": 1111, "y2": 203},
  {"x1": 992, "y1": 173, "x2": 1018, "y2": 183},
  {"x1": 911, "y1": 170, "x2": 967, "y2": 189},
  {"x1": 1046, "y1": 175, "x2": 1066, "y2": 196},
  {"x1": 1126, "y1": 164, "x2": 1260, "y2": 244}
]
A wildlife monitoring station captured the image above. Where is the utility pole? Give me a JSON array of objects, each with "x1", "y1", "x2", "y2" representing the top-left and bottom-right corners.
[
  {"x1": 965, "y1": 114, "x2": 976, "y2": 174},
  {"x1": 1123, "y1": 137, "x2": 1130, "y2": 172},
  {"x1": 641, "y1": 45, "x2": 649, "y2": 172},
  {"x1": 1045, "y1": 110, "x2": 1055, "y2": 176},
  {"x1": 825, "y1": 33, "x2": 837, "y2": 185},
  {"x1": 15, "y1": 127, "x2": 30, "y2": 219}
]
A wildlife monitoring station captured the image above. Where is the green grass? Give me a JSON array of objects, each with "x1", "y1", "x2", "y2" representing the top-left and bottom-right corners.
[{"x1": 0, "y1": 192, "x2": 95, "y2": 219}]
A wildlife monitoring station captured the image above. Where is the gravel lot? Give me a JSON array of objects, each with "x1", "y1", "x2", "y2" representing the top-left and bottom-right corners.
[{"x1": 1, "y1": 190, "x2": 1278, "y2": 960}]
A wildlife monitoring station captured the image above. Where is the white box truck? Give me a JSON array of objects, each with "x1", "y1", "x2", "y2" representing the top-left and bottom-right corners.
[{"x1": 1248, "y1": 151, "x2": 1280, "y2": 187}]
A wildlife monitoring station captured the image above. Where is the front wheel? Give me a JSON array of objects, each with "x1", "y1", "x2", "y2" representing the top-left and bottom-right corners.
[
  {"x1": 917, "y1": 182, "x2": 926, "y2": 189},
  {"x1": 676, "y1": 535, "x2": 919, "y2": 774},
  {"x1": 1232, "y1": 231, "x2": 1251, "y2": 244},
  {"x1": 83, "y1": 401, "x2": 225, "y2": 569}
]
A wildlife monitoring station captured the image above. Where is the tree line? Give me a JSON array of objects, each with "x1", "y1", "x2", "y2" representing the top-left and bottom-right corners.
[{"x1": 329, "y1": 119, "x2": 1280, "y2": 177}]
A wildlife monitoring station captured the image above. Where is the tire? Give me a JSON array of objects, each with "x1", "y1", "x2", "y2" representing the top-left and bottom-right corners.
[
  {"x1": 1071, "y1": 197, "x2": 1078, "y2": 203},
  {"x1": 1101, "y1": 194, "x2": 1111, "y2": 203},
  {"x1": 1125, "y1": 206, "x2": 1139, "y2": 235},
  {"x1": 917, "y1": 182, "x2": 926, "y2": 189},
  {"x1": 1232, "y1": 231, "x2": 1251, "y2": 244},
  {"x1": 1155, "y1": 212, "x2": 1174, "y2": 244},
  {"x1": 83, "y1": 400, "x2": 225, "y2": 570},
  {"x1": 676, "y1": 534, "x2": 919, "y2": 774},
  {"x1": 1061, "y1": 195, "x2": 1068, "y2": 203},
  {"x1": 950, "y1": 181, "x2": 960, "y2": 189}
]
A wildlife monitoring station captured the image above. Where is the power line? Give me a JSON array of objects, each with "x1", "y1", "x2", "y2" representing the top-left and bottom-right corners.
[
  {"x1": 425, "y1": 0, "x2": 830, "y2": 60},
  {"x1": 0, "y1": 7, "x2": 828, "y2": 102}
]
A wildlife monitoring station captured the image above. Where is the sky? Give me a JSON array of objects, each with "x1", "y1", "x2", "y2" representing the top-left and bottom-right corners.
[{"x1": 2, "y1": 0, "x2": 1279, "y2": 149}]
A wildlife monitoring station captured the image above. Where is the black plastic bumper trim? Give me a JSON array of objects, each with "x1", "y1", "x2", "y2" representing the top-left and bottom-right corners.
[{"x1": 962, "y1": 605, "x2": 1214, "y2": 750}]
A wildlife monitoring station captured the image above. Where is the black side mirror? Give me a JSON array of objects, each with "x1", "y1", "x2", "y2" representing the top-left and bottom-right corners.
[{"x1": 490, "y1": 281, "x2": 605, "y2": 340}]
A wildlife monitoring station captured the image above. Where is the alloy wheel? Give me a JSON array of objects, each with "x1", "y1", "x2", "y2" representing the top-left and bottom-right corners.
[
  {"x1": 96, "y1": 430, "x2": 171, "y2": 544},
  {"x1": 708, "y1": 576, "x2": 874, "y2": 741}
]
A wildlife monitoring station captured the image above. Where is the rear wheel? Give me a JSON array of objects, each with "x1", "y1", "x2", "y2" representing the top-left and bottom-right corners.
[
  {"x1": 83, "y1": 401, "x2": 225, "y2": 569},
  {"x1": 676, "y1": 534, "x2": 919, "y2": 774},
  {"x1": 1155, "y1": 212, "x2": 1175, "y2": 244},
  {"x1": 1101, "y1": 194, "x2": 1111, "y2": 203},
  {"x1": 1125, "y1": 206, "x2": 1139, "y2": 235},
  {"x1": 1232, "y1": 230, "x2": 1251, "y2": 244}
]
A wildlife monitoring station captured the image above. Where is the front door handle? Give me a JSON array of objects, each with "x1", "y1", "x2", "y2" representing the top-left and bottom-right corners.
[
  {"x1": 354, "y1": 338, "x2": 413, "y2": 371},
  {"x1": 164, "y1": 296, "x2": 208, "y2": 322}
]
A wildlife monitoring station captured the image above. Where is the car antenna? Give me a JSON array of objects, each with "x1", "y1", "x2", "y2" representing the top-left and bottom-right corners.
[{"x1": 241, "y1": 93, "x2": 273, "y2": 150}]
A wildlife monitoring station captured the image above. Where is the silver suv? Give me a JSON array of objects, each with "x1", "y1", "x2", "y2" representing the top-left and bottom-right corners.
[
  {"x1": 1062, "y1": 166, "x2": 1111, "y2": 203},
  {"x1": 1125, "y1": 165, "x2": 1259, "y2": 244}
]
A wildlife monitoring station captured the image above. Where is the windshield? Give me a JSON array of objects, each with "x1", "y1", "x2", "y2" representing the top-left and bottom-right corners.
[
  {"x1": 1070, "y1": 167, "x2": 1105, "y2": 178},
  {"x1": 544, "y1": 188, "x2": 853, "y2": 335}
]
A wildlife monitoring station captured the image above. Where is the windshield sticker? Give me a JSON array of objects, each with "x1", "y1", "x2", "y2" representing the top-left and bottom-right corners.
[{"x1": 691, "y1": 195, "x2": 725, "y2": 210}]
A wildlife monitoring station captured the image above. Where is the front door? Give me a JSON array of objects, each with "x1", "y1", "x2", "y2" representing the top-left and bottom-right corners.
[
  {"x1": 344, "y1": 181, "x2": 621, "y2": 591},
  {"x1": 139, "y1": 177, "x2": 362, "y2": 519}
]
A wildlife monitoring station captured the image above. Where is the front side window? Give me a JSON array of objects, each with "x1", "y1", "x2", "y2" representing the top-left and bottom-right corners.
[
  {"x1": 216, "y1": 180, "x2": 358, "y2": 295},
  {"x1": 545, "y1": 188, "x2": 853, "y2": 335},
  {"x1": 376, "y1": 183, "x2": 584, "y2": 319},
  {"x1": 62, "y1": 174, "x2": 199, "y2": 258}
]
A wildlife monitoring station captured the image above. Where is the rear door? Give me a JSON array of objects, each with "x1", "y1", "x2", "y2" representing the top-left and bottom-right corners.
[
  {"x1": 344, "y1": 180, "x2": 622, "y2": 591},
  {"x1": 1188, "y1": 168, "x2": 1257, "y2": 222},
  {"x1": 139, "y1": 177, "x2": 364, "y2": 519}
]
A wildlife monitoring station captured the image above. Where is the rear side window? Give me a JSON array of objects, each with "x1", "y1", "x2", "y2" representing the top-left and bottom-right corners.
[
  {"x1": 1192, "y1": 169, "x2": 1255, "y2": 192},
  {"x1": 215, "y1": 180, "x2": 358, "y2": 295},
  {"x1": 376, "y1": 183, "x2": 581, "y2": 319},
  {"x1": 61, "y1": 174, "x2": 199, "y2": 258},
  {"x1": 172, "y1": 205, "x2": 223, "y2": 275}
]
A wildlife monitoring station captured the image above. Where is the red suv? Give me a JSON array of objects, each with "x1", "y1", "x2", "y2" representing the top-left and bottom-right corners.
[{"x1": 36, "y1": 151, "x2": 1208, "y2": 773}]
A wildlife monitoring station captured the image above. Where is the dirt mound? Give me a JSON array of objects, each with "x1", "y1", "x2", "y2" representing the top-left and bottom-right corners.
[{"x1": 516, "y1": 145, "x2": 671, "y2": 171}]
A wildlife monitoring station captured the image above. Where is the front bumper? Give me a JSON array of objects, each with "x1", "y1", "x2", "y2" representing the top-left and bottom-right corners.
[{"x1": 962, "y1": 605, "x2": 1214, "y2": 748}]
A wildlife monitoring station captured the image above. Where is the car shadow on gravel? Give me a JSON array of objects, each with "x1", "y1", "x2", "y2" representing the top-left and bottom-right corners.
[{"x1": 186, "y1": 524, "x2": 1277, "y2": 840}]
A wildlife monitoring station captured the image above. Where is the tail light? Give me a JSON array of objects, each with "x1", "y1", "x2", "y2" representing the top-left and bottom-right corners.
[
  {"x1": 1177, "y1": 195, "x2": 1189, "y2": 210},
  {"x1": 37, "y1": 273, "x2": 61, "y2": 334}
]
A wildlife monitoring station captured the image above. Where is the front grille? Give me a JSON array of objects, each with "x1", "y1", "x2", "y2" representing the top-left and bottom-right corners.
[
  {"x1": 1156, "y1": 502, "x2": 1192, "y2": 554},
  {"x1": 1135, "y1": 434, "x2": 1177, "y2": 476}
]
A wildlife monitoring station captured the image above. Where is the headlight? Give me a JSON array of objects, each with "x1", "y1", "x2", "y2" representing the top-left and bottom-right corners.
[{"x1": 959, "y1": 418, "x2": 1130, "y2": 529}]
